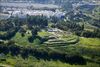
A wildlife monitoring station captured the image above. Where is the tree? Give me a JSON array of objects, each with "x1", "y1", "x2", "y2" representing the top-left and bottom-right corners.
[
  {"x1": 34, "y1": 38, "x2": 41, "y2": 45},
  {"x1": 31, "y1": 28, "x2": 38, "y2": 37}
]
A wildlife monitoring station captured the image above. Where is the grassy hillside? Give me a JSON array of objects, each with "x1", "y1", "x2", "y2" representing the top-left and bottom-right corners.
[{"x1": 0, "y1": 2, "x2": 100, "y2": 66}]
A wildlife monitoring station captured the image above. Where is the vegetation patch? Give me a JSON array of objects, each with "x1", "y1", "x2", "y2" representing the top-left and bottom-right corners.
[{"x1": 79, "y1": 37, "x2": 100, "y2": 46}]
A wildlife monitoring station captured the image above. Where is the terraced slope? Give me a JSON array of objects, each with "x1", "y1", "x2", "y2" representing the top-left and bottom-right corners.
[{"x1": 42, "y1": 29, "x2": 79, "y2": 47}]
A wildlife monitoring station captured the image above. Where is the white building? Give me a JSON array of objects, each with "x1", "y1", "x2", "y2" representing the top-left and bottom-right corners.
[
  {"x1": 10, "y1": 10, "x2": 65, "y2": 18},
  {"x1": 0, "y1": 2, "x2": 65, "y2": 19}
]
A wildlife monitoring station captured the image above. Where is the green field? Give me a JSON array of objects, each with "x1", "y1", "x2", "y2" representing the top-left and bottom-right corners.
[
  {"x1": 1, "y1": 56, "x2": 100, "y2": 67},
  {"x1": 11, "y1": 32, "x2": 35, "y2": 46},
  {"x1": 79, "y1": 37, "x2": 100, "y2": 47}
]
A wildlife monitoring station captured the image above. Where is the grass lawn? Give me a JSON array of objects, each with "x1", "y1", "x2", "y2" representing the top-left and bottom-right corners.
[
  {"x1": 79, "y1": 37, "x2": 100, "y2": 46},
  {"x1": 12, "y1": 30, "x2": 50, "y2": 46},
  {"x1": 38, "y1": 30, "x2": 51, "y2": 37},
  {"x1": 11, "y1": 32, "x2": 35, "y2": 46},
  {"x1": 79, "y1": 37, "x2": 100, "y2": 49}
]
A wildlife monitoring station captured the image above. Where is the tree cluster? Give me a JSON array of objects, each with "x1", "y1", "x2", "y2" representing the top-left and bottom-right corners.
[{"x1": 0, "y1": 42, "x2": 86, "y2": 65}]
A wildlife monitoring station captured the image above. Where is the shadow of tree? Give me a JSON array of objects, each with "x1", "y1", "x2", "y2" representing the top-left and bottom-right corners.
[{"x1": 0, "y1": 44, "x2": 87, "y2": 65}]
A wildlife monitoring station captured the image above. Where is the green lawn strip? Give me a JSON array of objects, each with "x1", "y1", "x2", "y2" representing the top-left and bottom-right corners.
[
  {"x1": 38, "y1": 30, "x2": 51, "y2": 37},
  {"x1": 11, "y1": 32, "x2": 35, "y2": 46},
  {"x1": 79, "y1": 37, "x2": 100, "y2": 46}
]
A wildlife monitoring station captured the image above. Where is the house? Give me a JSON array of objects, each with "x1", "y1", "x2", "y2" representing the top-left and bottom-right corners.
[{"x1": 48, "y1": 28, "x2": 58, "y2": 32}]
